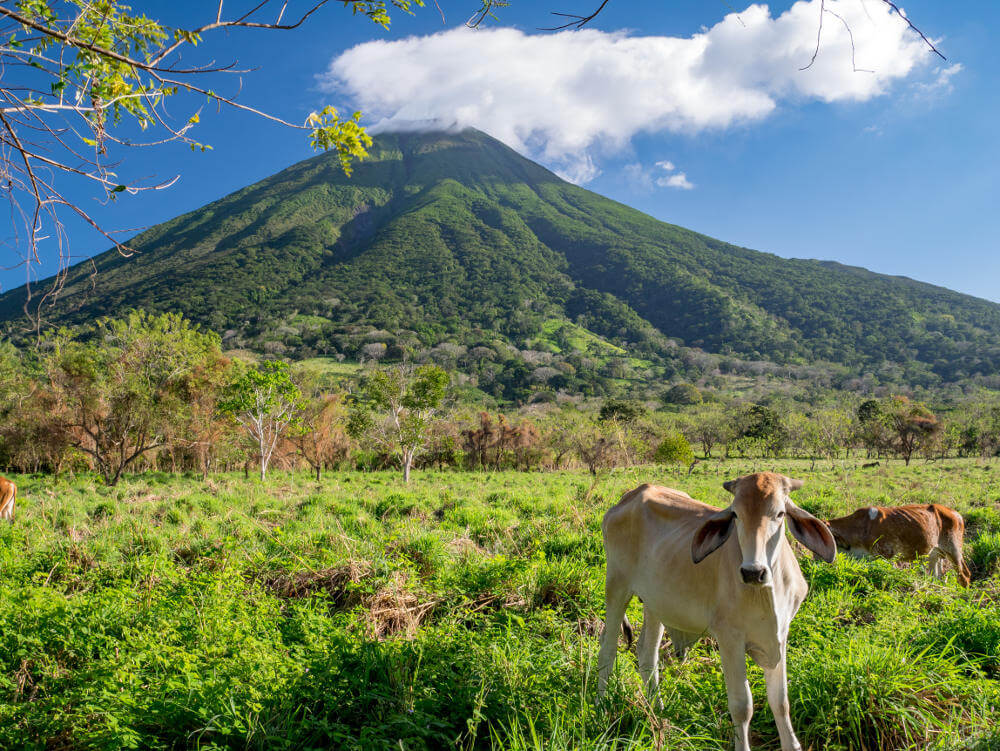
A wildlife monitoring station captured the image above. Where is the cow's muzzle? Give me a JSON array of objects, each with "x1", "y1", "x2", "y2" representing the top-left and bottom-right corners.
[{"x1": 740, "y1": 564, "x2": 768, "y2": 585}]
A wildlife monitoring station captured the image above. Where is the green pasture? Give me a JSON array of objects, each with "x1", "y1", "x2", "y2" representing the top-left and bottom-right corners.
[{"x1": 1, "y1": 460, "x2": 999, "y2": 750}]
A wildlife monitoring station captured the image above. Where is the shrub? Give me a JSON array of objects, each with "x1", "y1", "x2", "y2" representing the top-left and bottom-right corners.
[{"x1": 654, "y1": 432, "x2": 695, "y2": 466}]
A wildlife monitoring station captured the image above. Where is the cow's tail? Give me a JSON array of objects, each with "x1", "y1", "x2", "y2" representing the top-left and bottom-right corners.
[{"x1": 622, "y1": 615, "x2": 634, "y2": 649}]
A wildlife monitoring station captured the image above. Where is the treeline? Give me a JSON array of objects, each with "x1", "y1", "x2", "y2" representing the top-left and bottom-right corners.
[{"x1": 2, "y1": 312, "x2": 999, "y2": 485}]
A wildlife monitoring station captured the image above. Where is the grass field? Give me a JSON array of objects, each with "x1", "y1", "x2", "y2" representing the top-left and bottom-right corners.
[{"x1": 2, "y1": 460, "x2": 1000, "y2": 750}]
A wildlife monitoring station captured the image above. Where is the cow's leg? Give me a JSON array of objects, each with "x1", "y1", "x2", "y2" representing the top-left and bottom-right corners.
[
  {"x1": 718, "y1": 637, "x2": 752, "y2": 751},
  {"x1": 763, "y1": 650, "x2": 802, "y2": 751},
  {"x1": 940, "y1": 536, "x2": 971, "y2": 586},
  {"x1": 637, "y1": 607, "x2": 664, "y2": 708},
  {"x1": 597, "y1": 573, "x2": 632, "y2": 698},
  {"x1": 666, "y1": 627, "x2": 699, "y2": 661},
  {"x1": 927, "y1": 548, "x2": 945, "y2": 578}
]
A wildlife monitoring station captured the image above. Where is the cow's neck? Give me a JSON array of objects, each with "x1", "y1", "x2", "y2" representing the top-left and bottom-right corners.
[{"x1": 740, "y1": 541, "x2": 797, "y2": 667}]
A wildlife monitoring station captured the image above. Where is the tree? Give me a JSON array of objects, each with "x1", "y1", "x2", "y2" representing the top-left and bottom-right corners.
[
  {"x1": 43, "y1": 310, "x2": 222, "y2": 485},
  {"x1": 292, "y1": 392, "x2": 351, "y2": 481},
  {"x1": 733, "y1": 403, "x2": 786, "y2": 458},
  {"x1": 1, "y1": 0, "x2": 420, "y2": 299},
  {"x1": 174, "y1": 355, "x2": 235, "y2": 479},
  {"x1": 347, "y1": 364, "x2": 448, "y2": 482},
  {"x1": 462, "y1": 411, "x2": 541, "y2": 470},
  {"x1": 885, "y1": 396, "x2": 940, "y2": 466},
  {"x1": 688, "y1": 405, "x2": 730, "y2": 459},
  {"x1": 0, "y1": 379, "x2": 75, "y2": 474},
  {"x1": 219, "y1": 360, "x2": 303, "y2": 481},
  {"x1": 787, "y1": 408, "x2": 850, "y2": 469},
  {"x1": 541, "y1": 409, "x2": 590, "y2": 468},
  {"x1": 662, "y1": 383, "x2": 702, "y2": 406},
  {"x1": 654, "y1": 431, "x2": 694, "y2": 467},
  {"x1": 462, "y1": 411, "x2": 499, "y2": 470},
  {"x1": 574, "y1": 418, "x2": 630, "y2": 475},
  {"x1": 576, "y1": 433, "x2": 616, "y2": 476},
  {"x1": 599, "y1": 398, "x2": 646, "y2": 425},
  {"x1": 856, "y1": 399, "x2": 891, "y2": 458}
]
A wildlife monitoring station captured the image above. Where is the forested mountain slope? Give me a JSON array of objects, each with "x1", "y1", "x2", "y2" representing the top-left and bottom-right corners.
[{"x1": 2, "y1": 128, "x2": 998, "y2": 383}]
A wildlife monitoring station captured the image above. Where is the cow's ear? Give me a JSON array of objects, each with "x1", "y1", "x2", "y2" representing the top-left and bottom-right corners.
[
  {"x1": 723, "y1": 478, "x2": 740, "y2": 494},
  {"x1": 786, "y1": 503, "x2": 836, "y2": 563},
  {"x1": 785, "y1": 477, "x2": 805, "y2": 492},
  {"x1": 692, "y1": 509, "x2": 735, "y2": 564}
]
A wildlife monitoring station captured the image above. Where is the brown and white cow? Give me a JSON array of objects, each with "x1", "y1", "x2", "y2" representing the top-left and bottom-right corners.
[
  {"x1": 0, "y1": 476, "x2": 16, "y2": 521},
  {"x1": 599, "y1": 472, "x2": 835, "y2": 751},
  {"x1": 825, "y1": 504, "x2": 971, "y2": 586}
]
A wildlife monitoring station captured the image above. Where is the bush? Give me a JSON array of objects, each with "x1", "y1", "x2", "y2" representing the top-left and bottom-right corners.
[{"x1": 654, "y1": 431, "x2": 695, "y2": 466}]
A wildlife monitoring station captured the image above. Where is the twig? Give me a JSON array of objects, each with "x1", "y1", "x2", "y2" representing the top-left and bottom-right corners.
[{"x1": 540, "y1": 0, "x2": 611, "y2": 31}]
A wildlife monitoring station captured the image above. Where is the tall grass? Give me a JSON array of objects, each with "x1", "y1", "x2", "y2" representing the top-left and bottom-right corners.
[{"x1": 0, "y1": 460, "x2": 997, "y2": 749}]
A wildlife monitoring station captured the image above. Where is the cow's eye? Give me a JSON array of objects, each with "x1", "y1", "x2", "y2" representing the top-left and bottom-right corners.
[{"x1": 775, "y1": 511, "x2": 785, "y2": 520}]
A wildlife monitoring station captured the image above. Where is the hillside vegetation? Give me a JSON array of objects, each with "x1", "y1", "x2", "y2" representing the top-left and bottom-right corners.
[
  {"x1": 3, "y1": 129, "x2": 1000, "y2": 390},
  {"x1": 1, "y1": 463, "x2": 999, "y2": 750}
]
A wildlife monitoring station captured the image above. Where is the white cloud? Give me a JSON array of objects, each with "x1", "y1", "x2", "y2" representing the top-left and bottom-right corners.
[
  {"x1": 915, "y1": 63, "x2": 963, "y2": 96},
  {"x1": 321, "y1": 0, "x2": 935, "y2": 182},
  {"x1": 624, "y1": 159, "x2": 695, "y2": 191},
  {"x1": 659, "y1": 172, "x2": 695, "y2": 190},
  {"x1": 624, "y1": 162, "x2": 655, "y2": 191}
]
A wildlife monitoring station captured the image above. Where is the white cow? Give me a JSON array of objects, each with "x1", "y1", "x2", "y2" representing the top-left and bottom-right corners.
[{"x1": 597, "y1": 472, "x2": 835, "y2": 751}]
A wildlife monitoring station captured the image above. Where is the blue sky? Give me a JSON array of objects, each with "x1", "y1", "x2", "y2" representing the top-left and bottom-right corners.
[{"x1": 3, "y1": 0, "x2": 997, "y2": 302}]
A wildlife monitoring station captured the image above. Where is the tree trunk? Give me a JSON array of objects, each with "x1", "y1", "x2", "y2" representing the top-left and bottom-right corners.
[
  {"x1": 259, "y1": 432, "x2": 268, "y2": 481},
  {"x1": 315, "y1": 464, "x2": 321, "y2": 482}
]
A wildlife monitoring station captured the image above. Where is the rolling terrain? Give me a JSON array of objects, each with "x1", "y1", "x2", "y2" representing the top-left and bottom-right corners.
[{"x1": 3, "y1": 128, "x2": 999, "y2": 384}]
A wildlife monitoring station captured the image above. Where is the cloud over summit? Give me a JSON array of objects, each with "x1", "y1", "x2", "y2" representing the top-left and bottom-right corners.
[{"x1": 321, "y1": 1, "x2": 937, "y2": 182}]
